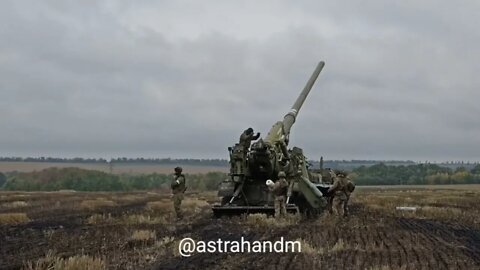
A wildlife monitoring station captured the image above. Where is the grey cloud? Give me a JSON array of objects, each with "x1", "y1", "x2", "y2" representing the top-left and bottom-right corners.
[{"x1": 0, "y1": 1, "x2": 479, "y2": 161}]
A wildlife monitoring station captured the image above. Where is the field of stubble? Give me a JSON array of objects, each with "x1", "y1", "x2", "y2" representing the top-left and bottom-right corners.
[{"x1": 1, "y1": 185, "x2": 479, "y2": 270}]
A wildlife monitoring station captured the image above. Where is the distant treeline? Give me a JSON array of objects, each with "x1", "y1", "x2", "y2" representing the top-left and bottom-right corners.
[
  {"x1": 0, "y1": 172, "x2": 6, "y2": 188},
  {"x1": 109, "y1": 158, "x2": 228, "y2": 167},
  {"x1": 312, "y1": 160, "x2": 416, "y2": 170},
  {"x1": 0, "y1": 157, "x2": 229, "y2": 167},
  {"x1": 351, "y1": 163, "x2": 480, "y2": 185},
  {"x1": 0, "y1": 157, "x2": 109, "y2": 163},
  {"x1": 1, "y1": 168, "x2": 226, "y2": 192},
  {"x1": 1, "y1": 163, "x2": 480, "y2": 192},
  {"x1": 311, "y1": 160, "x2": 479, "y2": 171},
  {"x1": 1, "y1": 157, "x2": 478, "y2": 170}
]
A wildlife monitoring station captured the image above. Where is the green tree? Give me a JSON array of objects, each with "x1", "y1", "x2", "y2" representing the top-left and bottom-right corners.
[
  {"x1": 0, "y1": 172, "x2": 6, "y2": 188},
  {"x1": 471, "y1": 164, "x2": 480, "y2": 174}
]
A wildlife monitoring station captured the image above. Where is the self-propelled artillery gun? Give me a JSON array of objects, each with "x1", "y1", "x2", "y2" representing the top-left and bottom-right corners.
[{"x1": 212, "y1": 61, "x2": 331, "y2": 216}]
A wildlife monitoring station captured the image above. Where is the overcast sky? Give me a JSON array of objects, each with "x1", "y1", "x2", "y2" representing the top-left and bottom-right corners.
[{"x1": 0, "y1": 1, "x2": 479, "y2": 161}]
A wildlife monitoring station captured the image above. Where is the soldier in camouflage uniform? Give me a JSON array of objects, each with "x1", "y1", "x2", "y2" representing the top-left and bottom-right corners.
[
  {"x1": 269, "y1": 171, "x2": 289, "y2": 219},
  {"x1": 239, "y1": 127, "x2": 260, "y2": 150},
  {"x1": 171, "y1": 166, "x2": 186, "y2": 220},
  {"x1": 344, "y1": 178, "x2": 355, "y2": 216},
  {"x1": 327, "y1": 169, "x2": 336, "y2": 214},
  {"x1": 328, "y1": 171, "x2": 350, "y2": 217}
]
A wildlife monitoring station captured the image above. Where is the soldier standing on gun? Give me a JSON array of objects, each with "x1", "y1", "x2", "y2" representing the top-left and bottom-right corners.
[
  {"x1": 171, "y1": 166, "x2": 186, "y2": 220},
  {"x1": 328, "y1": 170, "x2": 350, "y2": 217},
  {"x1": 239, "y1": 127, "x2": 260, "y2": 150},
  {"x1": 269, "y1": 171, "x2": 289, "y2": 219}
]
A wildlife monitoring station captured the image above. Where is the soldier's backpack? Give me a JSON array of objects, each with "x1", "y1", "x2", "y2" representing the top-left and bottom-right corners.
[{"x1": 346, "y1": 181, "x2": 355, "y2": 193}]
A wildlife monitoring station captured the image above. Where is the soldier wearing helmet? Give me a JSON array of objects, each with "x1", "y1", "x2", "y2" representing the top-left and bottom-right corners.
[
  {"x1": 344, "y1": 177, "x2": 355, "y2": 216},
  {"x1": 268, "y1": 171, "x2": 289, "y2": 219},
  {"x1": 171, "y1": 166, "x2": 186, "y2": 220},
  {"x1": 326, "y1": 169, "x2": 337, "y2": 214},
  {"x1": 239, "y1": 127, "x2": 260, "y2": 150},
  {"x1": 328, "y1": 170, "x2": 354, "y2": 217}
]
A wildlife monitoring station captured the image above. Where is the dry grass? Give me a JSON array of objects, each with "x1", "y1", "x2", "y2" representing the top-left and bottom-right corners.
[
  {"x1": 57, "y1": 190, "x2": 77, "y2": 193},
  {"x1": 86, "y1": 214, "x2": 115, "y2": 225},
  {"x1": 419, "y1": 206, "x2": 464, "y2": 219},
  {"x1": 367, "y1": 266, "x2": 394, "y2": 270},
  {"x1": 145, "y1": 197, "x2": 210, "y2": 216},
  {"x1": 182, "y1": 198, "x2": 210, "y2": 214},
  {"x1": 196, "y1": 191, "x2": 219, "y2": 203},
  {"x1": 114, "y1": 195, "x2": 144, "y2": 203},
  {"x1": 87, "y1": 213, "x2": 167, "y2": 225},
  {"x1": 149, "y1": 236, "x2": 177, "y2": 258},
  {"x1": 79, "y1": 198, "x2": 115, "y2": 210},
  {"x1": 298, "y1": 237, "x2": 348, "y2": 254},
  {"x1": 1, "y1": 188, "x2": 477, "y2": 270},
  {"x1": 53, "y1": 256, "x2": 105, "y2": 270},
  {"x1": 145, "y1": 200, "x2": 171, "y2": 212},
  {"x1": 156, "y1": 236, "x2": 175, "y2": 247},
  {"x1": 245, "y1": 213, "x2": 300, "y2": 229},
  {"x1": 24, "y1": 252, "x2": 106, "y2": 270},
  {"x1": 123, "y1": 214, "x2": 167, "y2": 225},
  {"x1": 297, "y1": 238, "x2": 324, "y2": 254},
  {"x1": 131, "y1": 230, "x2": 156, "y2": 242},
  {"x1": 353, "y1": 187, "x2": 480, "y2": 226},
  {"x1": 0, "y1": 212, "x2": 30, "y2": 224},
  {"x1": 171, "y1": 239, "x2": 182, "y2": 257},
  {"x1": 4, "y1": 194, "x2": 31, "y2": 199},
  {"x1": 43, "y1": 229, "x2": 55, "y2": 240},
  {"x1": 2, "y1": 200, "x2": 29, "y2": 208},
  {"x1": 331, "y1": 238, "x2": 346, "y2": 252}
]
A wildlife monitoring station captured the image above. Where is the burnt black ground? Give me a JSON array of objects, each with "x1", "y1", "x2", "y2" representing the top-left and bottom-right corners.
[
  {"x1": 1, "y1": 193, "x2": 479, "y2": 270},
  {"x1": 152, "y1": 205, "x2": 480, "y2": 270}
]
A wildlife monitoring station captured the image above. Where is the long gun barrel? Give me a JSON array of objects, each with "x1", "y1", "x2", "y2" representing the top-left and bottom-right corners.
[{"x1": 282, "y1": 61, "x2": 325, "y2": 142}]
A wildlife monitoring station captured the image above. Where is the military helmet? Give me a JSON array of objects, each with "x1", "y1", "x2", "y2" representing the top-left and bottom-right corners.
[
  {"x1": 246, "y1": 127, "x2": 254, "y2": 134},
  {"x1": 278, "y1": 171, "x2": 286, "y2": 178},
  {"x1": 174, "y1": 166, "x2": 183, "y2": 173},
  {"x1": 336, "y1": 170, "x2": 347, "y2": 177}
]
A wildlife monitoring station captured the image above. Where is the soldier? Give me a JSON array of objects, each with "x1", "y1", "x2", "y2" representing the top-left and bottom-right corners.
[
  {"x1": 328, "y1": 168, "x2": 337, "y2": 184},
  {"x1": 344, "y1": 178, "x2": 355, "y2": 216},
  {"x1": 326, "y1": 169, "x2": 336, "y2": 214},
  {"x1": 239, "y1": 127, "x2": 260, "y2": 150},
  {"x1": 328, "y1": 170, "x2": 350, "y2": 217},
  {"x1": 269, "y1": 171, "x2": 289, "y2": 219},
  {"x1": 171, "y1": 166, "x2": 186, "y2": 220}
]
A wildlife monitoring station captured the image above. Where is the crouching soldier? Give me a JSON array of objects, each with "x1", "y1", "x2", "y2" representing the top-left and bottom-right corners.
[
  {"x1": 269, "y1": 171, "x2": 289, "y2": 219},
  {"x1": 171, "y1": 166, "x2": 186, "y2": 220}
]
